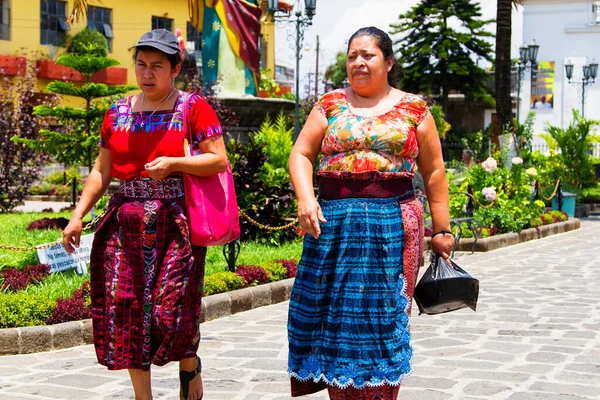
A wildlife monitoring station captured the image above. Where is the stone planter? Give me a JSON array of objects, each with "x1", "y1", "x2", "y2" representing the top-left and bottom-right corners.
[
  {"x1": 36, "y1": 60, "x2": 85, "y2": 82},
  {"x1": 0, "y1": 55, "x2": 27, "y2": 76},
  {"x1": 424, "y1": 219, "x2": 581, "y2": 252},
  {"x1": 0, "y1": 278, "x2": 295, "y2": 356},
  {"x1": 91, "y1": 67, "x2": 128, "y2": 85}
]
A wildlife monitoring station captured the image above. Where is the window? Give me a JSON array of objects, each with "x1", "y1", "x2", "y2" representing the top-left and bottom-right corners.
[
  {"x1": 186, "y1": 21, "x2": 202, "y2": 52},
  {"x1": 0, "y1": 0, "x2": 9, "y2": 41},
  {"x1": 152, "y1": 16, "x2": 173, "y2": 32},
  {"x1": 87, "y1": 6, "x2": 113, "y2": 52},
  {"x1": 40, "y1": 0, "x2": 69, "y2": 46}
]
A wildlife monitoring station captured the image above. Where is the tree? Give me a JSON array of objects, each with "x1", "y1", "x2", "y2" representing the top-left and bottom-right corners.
[
  {"x1": 390, "y1": 0, "x2": 495, "y2": 114},
  {"x1": 324, "y1": 52, "x2": 348, "y2": 89},
  {"x1": 495, "y1": 0, "x2": 522, "y2": 133},
  {"x1": 0, "y1": 53, "x2": 54, "y2": 212},
  {"x1": 12, "y1": 28, "x2": 137, "y2": 173}
]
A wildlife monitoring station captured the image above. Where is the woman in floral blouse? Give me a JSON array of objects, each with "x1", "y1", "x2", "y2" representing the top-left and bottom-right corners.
[{"x1": 287, "y1": 26, "x2": 454, "y2": 399}]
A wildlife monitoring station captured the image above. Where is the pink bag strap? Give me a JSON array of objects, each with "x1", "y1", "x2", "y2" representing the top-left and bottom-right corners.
[{"x1": 181, "y1": 92, "x2": 197, "y2": 146}]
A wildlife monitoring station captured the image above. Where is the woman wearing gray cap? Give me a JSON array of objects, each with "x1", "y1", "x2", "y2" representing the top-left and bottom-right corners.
[{"x1": 62, "y1": 28, "x2": 226, "y2": 400}]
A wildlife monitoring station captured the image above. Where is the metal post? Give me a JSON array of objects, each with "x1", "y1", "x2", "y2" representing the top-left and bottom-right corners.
[
  {"x1": 222, "y1": 241, "x2": 241, "y2": 273},
  {"x1": 557, "y1": 180, "x2": 563, "y2": 211},
  {"x1": 71, "y1": 176, "x2": 77, "y2": 207},
  {"x1": 582, "y1": 80, "x2": 586, "y2": 118},
  {"x1": 533, "y1": 180, "x2": 540, "y2": 201},
  {"x1": 466, "y1": 186, "x2": 475, "y2": 218},
  {"x1": 516, "y1": 66, "x2": 522, "y2": 123},
  {"x1": 294, "y1": 15, "x2": 301, "y2": 141}
]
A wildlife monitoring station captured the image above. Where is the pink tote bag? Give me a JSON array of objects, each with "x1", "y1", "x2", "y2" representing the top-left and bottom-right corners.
[{"x1": 182, "y1": 93, "x2": 240, "y2": 246}]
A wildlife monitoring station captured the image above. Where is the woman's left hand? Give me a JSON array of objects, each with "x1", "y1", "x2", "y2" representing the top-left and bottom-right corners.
[
  {"x1": 145, "y1": 156, "x2": 173, "y2": 180},
  {"x1": 431, "y1": 233, "x2": 455, "y2": 260}
]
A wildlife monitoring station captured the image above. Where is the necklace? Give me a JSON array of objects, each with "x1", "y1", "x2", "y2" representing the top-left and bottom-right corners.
[{"x1": 139, "y1": 87, "x2": 177, "y2": 128}]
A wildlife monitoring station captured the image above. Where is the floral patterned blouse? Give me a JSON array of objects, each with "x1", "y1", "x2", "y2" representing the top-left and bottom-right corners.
[
  {"x1": 315, "y1": 89, "x2": 429, "y2": 180},
  {"x1": 99, "y1": 92, "x2": 222, "y2": 180}
]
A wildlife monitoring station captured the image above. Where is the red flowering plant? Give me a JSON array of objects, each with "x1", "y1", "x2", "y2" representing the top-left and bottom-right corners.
[
  {"x1": 46, "y1": 281, "x2": 91, "y2": 325},
  {"x1": 276, "y1": 259, "x2": 298, "y2": 278},
  {"x1": 235, "y1": 265, "x2": 270, "y2": 287},
  {"x1": 0, "y1": 264, "x2": 51, "y2": 292}
]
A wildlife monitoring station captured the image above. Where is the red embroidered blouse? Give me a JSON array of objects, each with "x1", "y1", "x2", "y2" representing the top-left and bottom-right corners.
[{"x1": 99, "y1": 92, "x2": 222, "y2": 180}]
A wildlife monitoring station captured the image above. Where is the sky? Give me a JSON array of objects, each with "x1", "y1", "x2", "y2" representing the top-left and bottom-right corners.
[{"x1": 274, "y1": 0, "x2": 525, "y2": 95}]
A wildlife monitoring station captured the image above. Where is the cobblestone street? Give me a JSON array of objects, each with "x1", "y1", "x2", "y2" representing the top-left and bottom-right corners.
[{"x1": 0, "y1": 217, "x2": 599, "y2": 400}]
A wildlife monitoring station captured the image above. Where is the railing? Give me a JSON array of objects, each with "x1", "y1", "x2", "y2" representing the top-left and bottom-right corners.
[{"x1": 531, "y1": 142, "x2": 600, "y2": 158}]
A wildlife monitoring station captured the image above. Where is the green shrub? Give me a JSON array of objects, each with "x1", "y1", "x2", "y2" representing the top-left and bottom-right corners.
[
  {"x1": 203, "y1": 272, "x2": 244, "y2": 296},
  {"x1": 530, "y1": 217, "x2": 543, "y2": 228},
  {"x1": 480, "y1": 227, "x2": 491, "y2": 238},
  {"x1": 549, "y1": 210, "x2": 568, "y2": 222},
  {"x1": 0, "y1": 292, "x2": 56, "y2": 328},
  {"x1": 474, "y1": 207, "x2": 519, "y2": 233},
  {"x1": 541, "y1": 214, "x2": 554, "y2": 224},
  {"x1": 67, "y1": 27, "x2": 108, "y2": 57},
  {"x1": 259, "y1": 261, "x2": 288, "y2": 282},
  {"x1": 28, "y1": 182, "x2": 54, "y2": 195},
  {"x1": 46, "y1": 167, "x2": 81, "y2": 185}
]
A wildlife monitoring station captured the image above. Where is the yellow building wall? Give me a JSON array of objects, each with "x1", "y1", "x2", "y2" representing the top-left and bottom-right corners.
[{"x1": 0, "y1": 0, "x2": 189, "y2": 89}]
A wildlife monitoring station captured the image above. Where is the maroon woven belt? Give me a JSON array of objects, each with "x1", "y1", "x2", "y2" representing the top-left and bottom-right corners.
[
  {"x1": 318, "y1": 176, "x2": 415, "y2": 201},
  {"x1": 118, "y1": 177, "x2": 184, "y2": 199}
]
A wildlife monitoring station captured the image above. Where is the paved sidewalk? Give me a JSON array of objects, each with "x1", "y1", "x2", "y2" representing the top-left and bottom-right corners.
[{"x1": 0, "y1": 217, "x2": 599, "y2": 400}]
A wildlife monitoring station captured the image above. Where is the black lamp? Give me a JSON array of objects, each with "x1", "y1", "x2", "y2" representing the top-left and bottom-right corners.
[
  {"x1": 267, "y1": 0, "x2": 279, "y2": 13},
  {"x1": 589, "y1": 60, "x2": 598, "y2": 81},
  {"x1": 527, "y1": 40, "x2": 539, "y2": 64},
  {"x1": 565, "y1": 60, "x2": 574, "y2": 81},
  {"x1": 519, "y1": 45, "x2": 528, "y2": 64},
  {"x1": 305, "y1": 0, "x2": 317, "y2": 17}
]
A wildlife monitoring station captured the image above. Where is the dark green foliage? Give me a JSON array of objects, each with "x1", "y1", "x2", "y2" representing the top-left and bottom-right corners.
[
  {"x1": 226, "y1": 117, "x2": 297, "y2": 244},
  {"x1": 545, "y1": 111, "x2": 599, "y2": 189},
  {"x1": 390, "y1": 0, "x2": 495, "y2": 111},
  {"x1": 67, "y1": 27, "x2": 109, "y2": 57},
  {"x1": 0, "y1": 292, "x2": 56, "y2": 328},
  {"x1": 324, "y1": 52, "x2": 348, "y2": 89},
  {"x1": 12, "y1": 36, "x2": 137, "y2": 172},
  {"x1": 474, "y1": 207, "x2": 519, "y2": 233},
  {"x1": 0, "y1": 53, "x2": 53, "y2": 212}
]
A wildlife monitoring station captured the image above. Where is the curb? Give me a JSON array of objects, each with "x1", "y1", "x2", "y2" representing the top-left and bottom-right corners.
[
  {"x1": 0, "y1": 219, "x2": 582, "y2": 356},
  {"x1": 424, "y1": 218, "x2": 581, "y2": 252},
  {"x1": 0, "y1": 278, "x2": 295, "y2": 356}
]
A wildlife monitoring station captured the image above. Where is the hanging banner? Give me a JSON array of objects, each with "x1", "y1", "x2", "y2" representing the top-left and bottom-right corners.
[{"x1": 530, "y1": 61, "x2": 555, "y2": 109}]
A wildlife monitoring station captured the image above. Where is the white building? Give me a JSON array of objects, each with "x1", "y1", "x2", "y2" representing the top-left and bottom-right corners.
[{"x1": 520, "y1": 0, "x2": 600, "y2": 141}]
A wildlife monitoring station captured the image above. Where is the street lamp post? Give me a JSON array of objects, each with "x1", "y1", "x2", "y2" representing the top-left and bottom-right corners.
[
  {"x1": 565, "y1": 59, "x2": 599, "y2": 118},
  {"x1": 267, "y1": 0, "x2": 317, "y2": 141},
  {"x1": 516, "y1": 40, "x2": 540, "y2": 123}
]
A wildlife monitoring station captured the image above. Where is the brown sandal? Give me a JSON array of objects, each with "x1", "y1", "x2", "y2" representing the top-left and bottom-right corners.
[{"x1": 179, "y1": 355, "x2": 202, "y2": 400}]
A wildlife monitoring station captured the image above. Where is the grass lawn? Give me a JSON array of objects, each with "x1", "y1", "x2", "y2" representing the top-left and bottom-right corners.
[{"x1": 0, "y1": 211, "x2": 303, "y2": 300}]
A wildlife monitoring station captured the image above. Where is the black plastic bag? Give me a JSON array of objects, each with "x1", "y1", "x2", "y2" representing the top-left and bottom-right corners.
[{"x1": 413, "y1": 253, "x2": 479, "y2": 315}]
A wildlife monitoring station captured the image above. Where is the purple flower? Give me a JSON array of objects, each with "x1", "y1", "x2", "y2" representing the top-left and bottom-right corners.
[{"x1": 481, "y1": 187, "x2": 497, "y2": 202}]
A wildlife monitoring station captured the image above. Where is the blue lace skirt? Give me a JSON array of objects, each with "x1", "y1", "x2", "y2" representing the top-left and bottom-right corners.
[{"x1": 288, "y1": 197, "x2": 412, "y2": 394}]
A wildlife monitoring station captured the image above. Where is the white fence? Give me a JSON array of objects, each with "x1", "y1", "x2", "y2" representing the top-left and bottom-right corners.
[{"x1": 531, "y1": 142, "x2": 600, "y2": 158}]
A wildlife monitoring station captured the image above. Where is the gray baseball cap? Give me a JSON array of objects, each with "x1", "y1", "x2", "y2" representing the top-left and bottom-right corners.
[{"x1": 132, "y1": 29, "x2": 180, "y2": 56}]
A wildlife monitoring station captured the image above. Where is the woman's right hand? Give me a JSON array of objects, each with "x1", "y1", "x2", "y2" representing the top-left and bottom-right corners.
[
  {"x1": 298, "y1": 197, "x2": 327, "y2": 239},
  {"x1": 63, "y1": 218, "x2": 83, "y2": 254}
]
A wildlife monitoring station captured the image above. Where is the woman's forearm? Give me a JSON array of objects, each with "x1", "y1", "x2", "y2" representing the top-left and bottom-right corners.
[
  {"x1": 289, "y1": 151, "x2": 316, "y2": 201},
  {"x1": 422, "y1": 168, "x2": 451, "y2": 232},
  {"x1": 170, "y1": 154, "x2": 228, "y2": 176},
  {"x1": 72, "y1": 168, "x2": 112, "y2": 220}
]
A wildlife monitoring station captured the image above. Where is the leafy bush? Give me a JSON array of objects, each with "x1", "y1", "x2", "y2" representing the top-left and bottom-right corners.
[
  {"x1": 260, "y1": 261, "x2": 288, "y2": 282},
  {"x1": 430, "y1": 103, "x2": 450, "y2": 139},
  {"x1": 203, "y1": 272, "x2": 244, "y2": 296},
  {"x1": 67, "y1": 27, "x2": 108, "y2": 57},
  {"x1": 235, "y1": 265, "x2": 270, "y2": 286},
  {"x1": 0, "y1": 51, "x2": 53, "y2": 212},
  {"x1": 227, "y1": 124, "x2": 297, "y2": 244},
  {"x1": 544, "y1": 110, "x2": 599, "y2": 189},
  {"x1": 29, "y1": 182, "x2": 54, "y2": 195},
  {"x1": 45, "y1": 168, "x2": 82, "y2": 185},
  {"x1": 276, "y1": 259, "x2": 298, "y2": 278},
  {"x1": 0, "y1": 264, "x2": 50, "y2": 291},
  {"x1": 46, "y1": 282, "x2": 91, "y2": 325},
  {"x1": 474, "y1": 207, "x2": 519, "y2": 233},
  {"x1": 26, "y1": 217, "x2": 70, "y2": 231},
  {"x1": 0, "y1": 292, "x2": 56, "y2": 328}
]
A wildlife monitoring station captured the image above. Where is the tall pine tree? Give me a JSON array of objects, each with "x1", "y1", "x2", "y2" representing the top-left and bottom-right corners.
[
  {"x1": 13, "y1": 28, "x2": 137, "y2": 172},
  {"x1": 390, "y1": 0, "x2": 494, "y2": 114}
]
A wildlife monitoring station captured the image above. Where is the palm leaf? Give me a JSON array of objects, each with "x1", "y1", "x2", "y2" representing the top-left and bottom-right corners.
[{"x1": 67, "y1": 0, "x2": 90, "y2": 25}]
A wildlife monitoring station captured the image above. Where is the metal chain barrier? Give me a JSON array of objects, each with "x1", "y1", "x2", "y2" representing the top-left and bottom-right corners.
[
  {"x1": 539, "y1": 179, "x2": 561, "y2": 201},
  {"x1": 471, "y1": 195, "x2": 497, "y2": 209},
  {"x1": 0, "y1": 213, "x2": 104, "y2": 252},
  {"x1": 237, "y1": 207, "x2": 298, "y2": 231}
]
